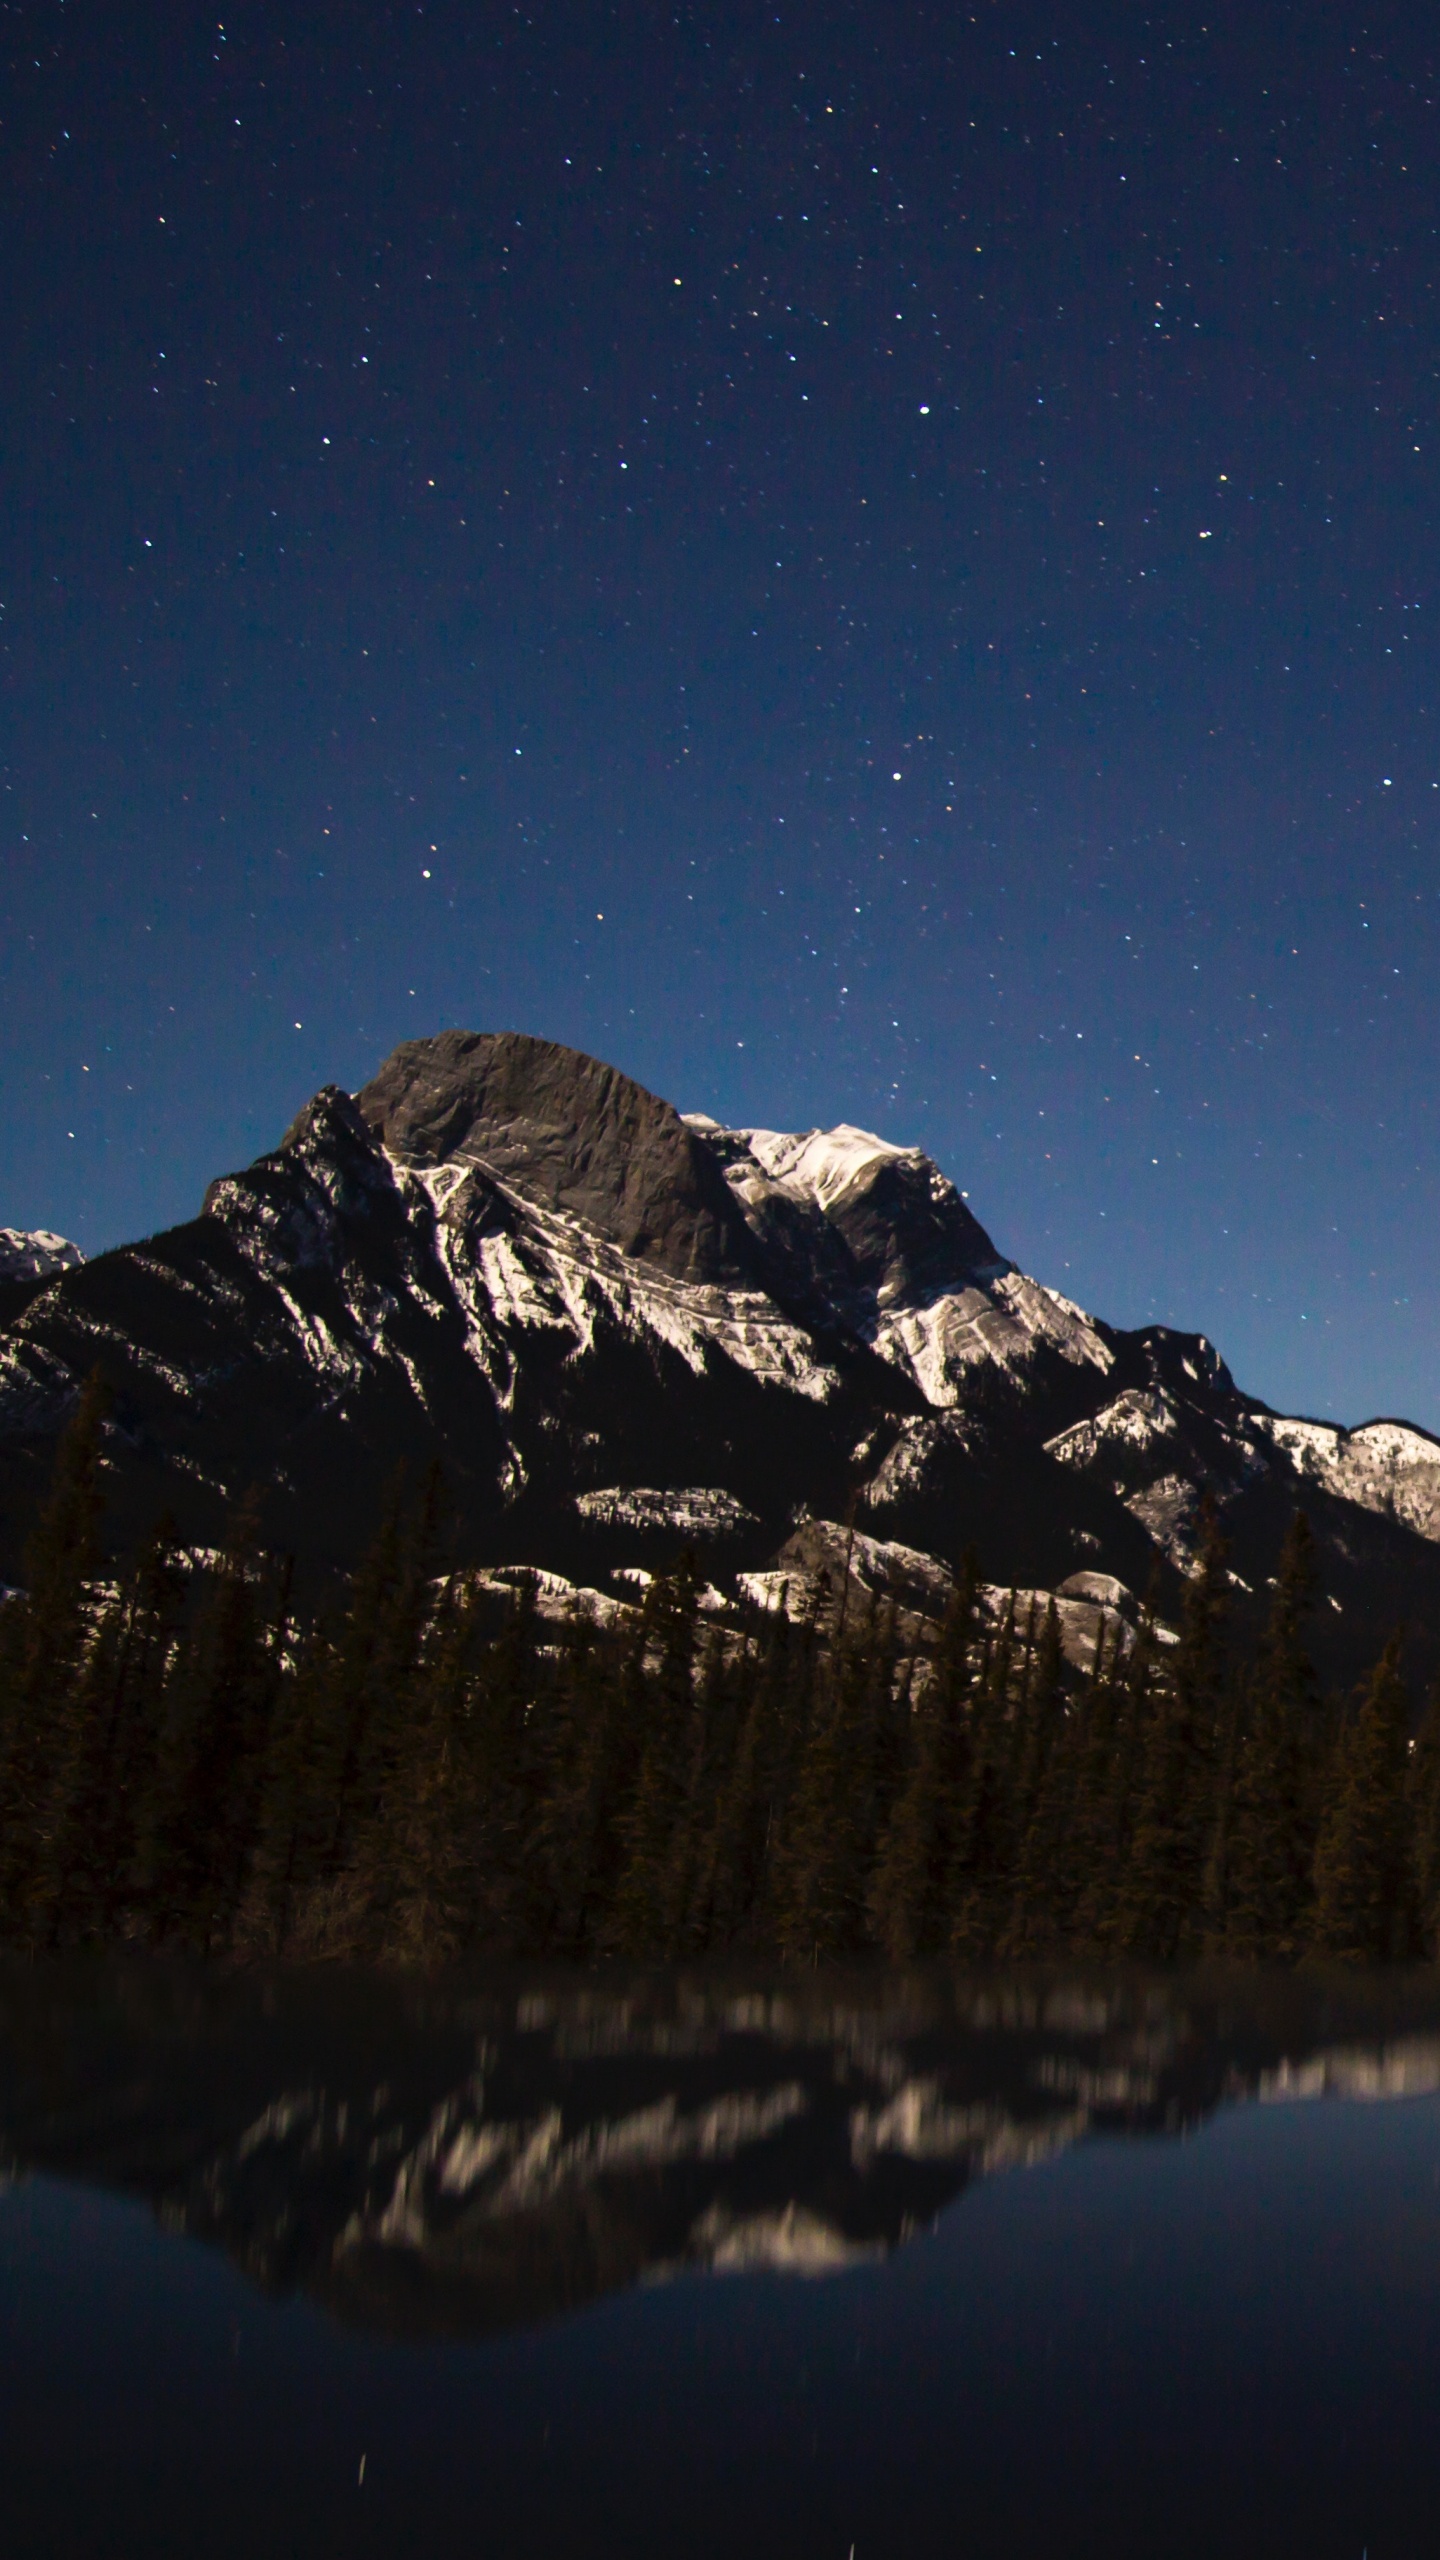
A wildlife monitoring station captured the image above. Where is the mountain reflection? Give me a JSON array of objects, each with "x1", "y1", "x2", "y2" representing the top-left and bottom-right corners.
[{"x1": 3, "y1": 1963, "x2": 1440, "y2": 2340}]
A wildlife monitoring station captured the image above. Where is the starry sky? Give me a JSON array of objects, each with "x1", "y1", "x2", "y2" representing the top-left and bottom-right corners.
[{"x1": 3, "y1": 0, "x2": 1439, "y2": 1427}]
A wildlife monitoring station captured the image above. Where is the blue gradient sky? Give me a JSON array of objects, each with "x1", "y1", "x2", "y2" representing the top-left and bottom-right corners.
[{"x1": 3, "y1": 0, "x2": 1439, "y2": 1425}]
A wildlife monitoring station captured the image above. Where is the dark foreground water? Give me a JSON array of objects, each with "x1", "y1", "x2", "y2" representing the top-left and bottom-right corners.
[{"x1": 3, "y1": 1966, "x2": 1440, "y2": 2558}]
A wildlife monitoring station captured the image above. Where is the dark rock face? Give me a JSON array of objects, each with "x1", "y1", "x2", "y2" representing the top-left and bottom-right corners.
[
  {"x1": 696, "y1": 1125, "x2": 879, "y2": 1336},
  {"x1": 813, "y1": 1147, "x2": 1008, "y2": 1312},
  {"x1": 698, "y1": 1121, "x2": 1007, "y2": 1340},
  {"x1": 357, "y1": 1030, "x2": 765, "y2": 1288}
]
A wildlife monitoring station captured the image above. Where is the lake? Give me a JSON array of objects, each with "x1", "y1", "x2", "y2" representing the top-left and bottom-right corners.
[{"x1": 2, "y1": 1960, "x2": 1439, "y2": 2557}]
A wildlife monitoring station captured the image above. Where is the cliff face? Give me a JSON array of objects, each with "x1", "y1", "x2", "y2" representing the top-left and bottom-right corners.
[
  {"x1": 2, "y1": 1029, "x2": 1438, "y2": 1675},
  {"x1": 357, "y1": 1030, "x2": 768, "y2": 1289}
]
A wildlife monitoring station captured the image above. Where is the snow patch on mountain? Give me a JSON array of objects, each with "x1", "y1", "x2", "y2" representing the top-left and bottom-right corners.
[
  {"x1": 1122, "y1": 1473, "x2": 1204, "y2": 1567},
  {"x1": 575, "y1": 1487, "x2": 759, "y2": 1535},
  {"x1": 695, "y1": 1115, "x2": 1110, "y2": 1400},
  {"x1": 776, "y1": 1518, "x2": 958, "y2": 1614},
  {"x1": 860, "y1": 1414, "x2": 989, "y2": 1514},
  {"x1": 0, "y1": 1229, "x2": 84, "y2": 1281},
  {"x1": 415, "y1": 1159, "x2": 841, "y2": 1402},
  {"x1": 720, "y1": 1122, "x2": 919, "y2": 1216},
  {"x1": 1254, "y1": 1415, "x2": 1440, "y2": 1542},
  {"x1": 878, "y1": 1270, "x2": 1113, "y2": 1405},
  {"x1": 474, "y1": 1565, "x2": 637, "y2": 1632},
  {"x1": 1045, "y1": 1388, "x2": 1183, "y2": 1471}
]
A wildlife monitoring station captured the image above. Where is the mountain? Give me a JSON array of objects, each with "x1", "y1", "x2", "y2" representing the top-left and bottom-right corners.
[
  {"x1": 2, "y1": 1027, "x2": 1439, "y2": 1674},
  {"x1": 0, "y1": 1228, "x2": 84, "y2": 1332},
  {"x1": 0, "y1": 1229, "x2": 84, "y2": 1282}
]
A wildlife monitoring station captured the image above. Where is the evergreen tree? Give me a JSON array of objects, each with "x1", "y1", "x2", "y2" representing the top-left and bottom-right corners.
[
  {"x1": 324, "y1": 1470, "x2": 447, "y2": 1878},
  {"x1": 454, "y1": 1569, "x2": 544, "y2": 1947},
  {"x1": 532, "y1": 1609, "x2": 628, "y2": 1956},
  {"x1": 1001, "y1": 1601, "x2": 1070, "y2": 1952},
  {"x1": 1062, "y1": 1615, "x2": 1132, "y2": 1948},
  {"x1": 1409, "y1": 1674, "x2": 1440, "y2": 1957},
  {"x1": 663, "y1": 1625, "x2": 738, "y2": 1952},
  {"x1": 690, "y1": 1587, "x2": 819, "y2": 1952},
  {"x1": 1114, "y1": 1521, "x2": 1228, "y2": 1959},
  {"x1": 0, "y1": 1373, "x2": 110, "y2": 1936},
  {"x1": 244, "y1": 1599, "x2": 347, "y2": 1954},
  {"x1": 780, "y1": 1586, "x2": 892, "y2": 1960},
  {"x1": 1312, "y1": 1637, "x2": 1416, "y2": 1962},
  {"x1": 609, "y1": 1554, "x2": 703, "y2": 1954},
  {"x1": 868, "y1": 1561, "x2": 981, "y2": 1957},
  {"x1": 948, "y1": 1598, "x2": 1021, "y2": 1953},
  {"x1": 379, "y1": 1574, "x2": 490, "y2": 1965},
  {"x1": 36, "y1": 1517, "x2": 188, "y2": 1944},
  {"x1": 1008, "y1": 1596, "x2": 1059, "y2": 1867},
  {"x1": 4, "y1": 1367, "x2": 1436, "y2": 1973},
  {"x1": 141, "y1": 1502, "x2": 289, "y2": 1947},
  {"x1": 1222, "y1": 1514, "x2": 1323, "y2": 1960}
]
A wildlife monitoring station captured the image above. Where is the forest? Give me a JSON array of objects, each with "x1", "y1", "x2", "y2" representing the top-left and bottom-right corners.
[{"x1": 0, "y1": 1375, "x2": 1436, "y2": 1969}]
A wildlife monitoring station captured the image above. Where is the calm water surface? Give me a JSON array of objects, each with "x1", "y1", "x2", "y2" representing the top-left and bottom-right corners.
[{"x1": 2, "y1": 1961, "x2": 1439, "y2": 2558}]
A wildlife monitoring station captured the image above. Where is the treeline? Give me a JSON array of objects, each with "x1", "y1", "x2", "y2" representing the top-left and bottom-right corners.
[{"x1": 1, "y1": 1378, "x2": 1438, "y2": 1966}]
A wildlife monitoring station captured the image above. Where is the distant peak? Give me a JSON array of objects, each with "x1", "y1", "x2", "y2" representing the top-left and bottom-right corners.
[
  {"x1": 0, "y1": 1229, "x2": 85, "y2": 1282},
  {"x1": 733, "y1": 1123, "x2": 920, "y2": 1215},
  {"x1": 696, "y1": 1116, "x2": 1009, "y2": 1312}
]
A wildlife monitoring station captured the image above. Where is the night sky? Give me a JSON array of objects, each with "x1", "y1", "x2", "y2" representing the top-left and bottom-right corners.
[{"x1": 3, "y1": 0, "x2": 1438, "y2": 1428}]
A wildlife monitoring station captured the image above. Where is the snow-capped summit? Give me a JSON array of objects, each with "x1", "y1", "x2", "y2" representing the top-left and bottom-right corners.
[
  {"x1": 0, "y1": 1229, "x2": 84, "y2": 1282},
  {"x1": 718, "y1": 1122, "x2": 929, "y2": 1215}
]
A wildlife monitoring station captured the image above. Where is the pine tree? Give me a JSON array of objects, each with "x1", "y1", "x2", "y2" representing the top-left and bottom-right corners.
[
  {"x1": 780, "y1": 1585, "x2": 892, "y2": 1960},
  {"x1": 609, "y1": 1554, "x2": 703, "y2": 1954},
  {"x1": 243, "y1": 1602, "x2": 345, "y2": 1954},
  {"x1": 1062, "y1": 1614, "x2": 1127, "y2": 1947},
  {"x1": 868, "y1": 1561, "x2": 981, "y2": 1958},
  {"x1": 324, "y1": 1470, "x2": 447, "y2": 1878},
  {"x1": 255, "y1": 1466, "x2": 450, "y2": 1956},
  {"x1": 1008, "y1": 1596, "x2": 1056, "y2": 1863},
  {"x1": 1114, "y1": 1521, "x2": 1228, "y2": 1958},
  {"x1": 34, "y1": 1517, "x2": 187, "y2": 1944},
  {"x1": 1409, "y1": 1674, "x2": 1440, "y2": 1957},
  {"x1": 1222, "y1": 1514, "x2": 1323, "y2": 1960},
  {"x1": 379, "y1": 1574, "x2": 489, "y2": 1965},
  {"x1": 1311, "y1": 1638, "x2": 1416, "y2": 1962},
  {"x1": 141, "y1": 1501, "x2": 289, "y2": 1947},
  {"x1": 453, "y1": 1568, "x2": 544, "y2": 1947},
  {"x1": 532, "y1": 1610, "x2": 628, "y2": 1956},
  {"x1": 690, "y1": 1586, "x2": 818, "y2": 1952},
  {"x1": 662, "y1": 1624, "x2": 738, "y2": 1951},
  {"x1": 0, "y1": 1373, "x2": 110, "y2": 1937},
  {"x1": 948, "y1": 1597, "x2": 1022, "y2": 1953},
  {"x1": 1001, "y1": 1600, "x2": 1069, "y2": 1951}
]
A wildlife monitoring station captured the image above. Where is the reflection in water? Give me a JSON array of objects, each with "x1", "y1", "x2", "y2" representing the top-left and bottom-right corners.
[{"x1": 3, "y1": 1961, "x2": 1440, "y2": 2339}]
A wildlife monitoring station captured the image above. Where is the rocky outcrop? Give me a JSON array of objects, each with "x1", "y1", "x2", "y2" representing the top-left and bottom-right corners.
[{"x1": 357, "y1": 1030, "x2": 766, "y2": 1289}]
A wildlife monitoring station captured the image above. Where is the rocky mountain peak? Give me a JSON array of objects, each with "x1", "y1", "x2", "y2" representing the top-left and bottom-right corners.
[
  {"x1": 0, "y1": 1229, "x2": 85, "y2": 1282},
  {"x1": 693, "y1": 1117, "x2": 1010, "y2": 1319},
  {"x1": 353, "y1": 1029, "x2": 765, "y2": 1288}
]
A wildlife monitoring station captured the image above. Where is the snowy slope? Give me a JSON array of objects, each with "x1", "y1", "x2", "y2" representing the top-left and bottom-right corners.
[
  {"x1": 0, "y1": 1229, "x2": 84, "y2": 1281},
  {"x1": 696, "y1": 1117, "x2": 1115, "y2": 1400}
]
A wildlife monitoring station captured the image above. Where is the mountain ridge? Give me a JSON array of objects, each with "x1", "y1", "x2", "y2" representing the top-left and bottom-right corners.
[{"x1": 2, "y1": 1029, "x2": 1438, "y2": 1676}]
